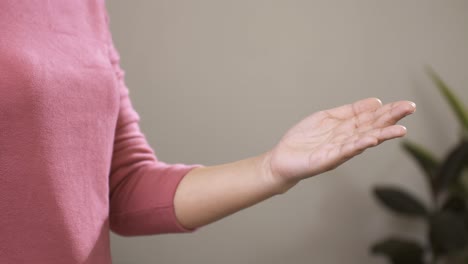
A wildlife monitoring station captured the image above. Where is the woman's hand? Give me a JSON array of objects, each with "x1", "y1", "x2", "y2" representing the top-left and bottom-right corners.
[{"x1": 264, "y1": 98, "x2": 416, "y2": 192}]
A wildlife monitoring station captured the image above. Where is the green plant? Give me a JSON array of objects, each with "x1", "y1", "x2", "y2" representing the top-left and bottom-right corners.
[{"x1": 370, "y1": 68, "x2": 468, "y2": 264}]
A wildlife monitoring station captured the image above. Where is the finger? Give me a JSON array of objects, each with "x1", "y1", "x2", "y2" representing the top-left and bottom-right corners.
[
  {"x1": 338, "y1": 136, "x2": 377, "y2": 162},
  {"x1": 340, "y1": 125, "x2": 407, "y2": 159},
  {"x1": 364, "y1": 125, "x2": 407, "y2": 144},
  {"x1": 373, "y1": 101, "x2": 416, "y2": 128},
  {"x1": 326, "y1": 97, "x2": 383, "y2": 120}
]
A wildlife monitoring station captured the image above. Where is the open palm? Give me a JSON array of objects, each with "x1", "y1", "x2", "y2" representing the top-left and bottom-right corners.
[{"x1": 267, "y1": 98, "x2": 416, "y2": 186}]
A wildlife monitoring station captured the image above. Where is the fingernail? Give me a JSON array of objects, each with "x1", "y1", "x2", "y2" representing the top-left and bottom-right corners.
[{"x1": 409, "y1": 102, "x2": 416, "y2": 112}]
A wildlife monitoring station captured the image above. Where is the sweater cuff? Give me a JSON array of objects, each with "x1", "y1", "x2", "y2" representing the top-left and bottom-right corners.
[
  {"x1": 109, "y1": 163, "x2": 205, "y2": 236},
  {"x1": 168, "y1": 164, "x2": 205, "y2": 233}
]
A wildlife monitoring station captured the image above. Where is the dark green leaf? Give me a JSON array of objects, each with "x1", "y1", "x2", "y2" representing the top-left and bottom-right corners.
[
  {"x1": 374, "y1": 186, "x2": 429, "y2": 217},
  {"x1": 463, "y1": 212, "x2": 468, "y2": 233},
  {"x1": 441, "y1": 194, "x2": 466, "y2": 215},
  {"x1": 429, "y1": 211, "x2": 468, "y2": 255},
  {"x1": 401, "y1": 140, "x2": 439, "y2": 191},
  {"x1": 371, "y1": 238, "x2": 425, "y2": 264},
  {"x1": 426, "y1": 67, "x2": 468, "y2": 132},
  {"x1": 434, "y1": 140, "x2": 468, "y2": 194}
]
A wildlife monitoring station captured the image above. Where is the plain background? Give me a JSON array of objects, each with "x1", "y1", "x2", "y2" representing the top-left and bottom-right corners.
[{"x1": 106, "y1": 1, "x2": 468, "y2": 263}]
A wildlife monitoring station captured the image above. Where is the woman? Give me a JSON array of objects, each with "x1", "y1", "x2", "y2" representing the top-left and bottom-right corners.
[{"x1": 0, "y1": 1, "x2": 416, "y2": 263}]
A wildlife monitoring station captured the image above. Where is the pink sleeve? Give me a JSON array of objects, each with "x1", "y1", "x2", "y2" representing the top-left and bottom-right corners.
[{"x1": 104, "y1": 13, "x2": 203, "y2": 236}]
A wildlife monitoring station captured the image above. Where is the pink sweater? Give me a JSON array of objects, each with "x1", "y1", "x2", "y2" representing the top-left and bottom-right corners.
[{"x1": 0, "y1": 1, "x2": 201, "y2": 263}]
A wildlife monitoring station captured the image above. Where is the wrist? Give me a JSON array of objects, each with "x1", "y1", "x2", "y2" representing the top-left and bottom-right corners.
[{"x1": 257, "y1": 151, "x2": 298, "y2": 195}]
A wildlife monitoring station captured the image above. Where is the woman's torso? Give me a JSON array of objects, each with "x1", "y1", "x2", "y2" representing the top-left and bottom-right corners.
[{"x1": 0, "y1": 1, "x2": 120, "y2": 263}]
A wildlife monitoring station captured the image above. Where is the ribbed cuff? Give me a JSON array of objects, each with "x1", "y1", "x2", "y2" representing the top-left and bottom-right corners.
[{"x1": 168, "y1": 164, "x2": 205, "y2": 233}]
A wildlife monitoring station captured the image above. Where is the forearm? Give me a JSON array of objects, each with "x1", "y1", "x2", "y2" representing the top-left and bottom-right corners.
[{"x1": 173, "y1": 152, "x2": 296, "y2": 229}]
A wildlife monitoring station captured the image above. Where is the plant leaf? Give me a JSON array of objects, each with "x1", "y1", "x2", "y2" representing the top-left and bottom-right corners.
[
  {"x1": 434, "y1": 140, "x2": 468, "y2": 194},
  {"x1": 401, "y1": 140, "x2": 439, "y2": 191},
  {"x1": 371, "y1": 238, "x2": 425, "y2": 264},
  {"x1": 441, "y1": 194, "x2": 466, "y2": 215},
  {"x1": 374, "y1": 186, "x2": 429, "y2": 217},
  {"x1": 429, "y1": 211, "x2": 468, "y2": 255},
  {"x1": 426, "y1": 67, "x2": 468, "y2": 134}
]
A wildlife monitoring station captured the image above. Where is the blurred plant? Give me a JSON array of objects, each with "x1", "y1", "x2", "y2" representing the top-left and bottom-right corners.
[{"x1": 370, "y1": 68, "x2": 468, "y2": 264}]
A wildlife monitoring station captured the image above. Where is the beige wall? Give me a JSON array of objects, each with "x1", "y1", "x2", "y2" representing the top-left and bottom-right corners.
[{"x1": 106, "y1": 1, "x2": 468, "y2": 263}]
